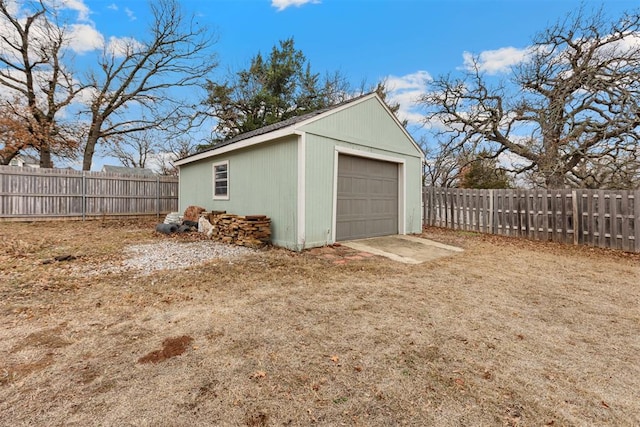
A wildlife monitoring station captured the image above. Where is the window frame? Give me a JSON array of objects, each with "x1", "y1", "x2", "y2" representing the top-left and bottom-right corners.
[{"x1": 212, "y1": 160, "x2": 229, "y2": 200}]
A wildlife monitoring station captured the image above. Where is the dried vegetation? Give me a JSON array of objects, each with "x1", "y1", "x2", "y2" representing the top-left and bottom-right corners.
[{"x1": 0, "y1": 220, "x2": 639, "y2": 426}]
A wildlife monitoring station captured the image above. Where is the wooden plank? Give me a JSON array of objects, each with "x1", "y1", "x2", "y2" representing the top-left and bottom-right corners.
[
  {"x1": 596, "y1": 190, "x2": 605, "y2": 248},
  {"x1": 571, "y1": 190, "x2": 578, "y2": 245},
  {"x1": 488, "y1": 189, "x2": 494, "y2": 234},
  {"x1": 634, "y1": 191, "x2": 640, "y2": 253},
  {"x1": 619, "y1": 191, "x2": 630, "y2": 252}
]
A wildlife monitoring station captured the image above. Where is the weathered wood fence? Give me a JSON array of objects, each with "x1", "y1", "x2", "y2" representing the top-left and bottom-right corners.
[
  {"x1": 423, "y1": 187, "x2": 640, "y2": 253},
  {"x1": 0, "y1": 165, "x2": 178, "y2": 221}
]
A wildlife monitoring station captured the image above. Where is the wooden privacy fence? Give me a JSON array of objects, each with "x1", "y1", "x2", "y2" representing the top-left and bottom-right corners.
[
  {"x1": 0, "y1": 165, "x2": 178, "y2": 221},
  {"x1": 423, "y1": 187, "x2": 640, "y2": 253}
]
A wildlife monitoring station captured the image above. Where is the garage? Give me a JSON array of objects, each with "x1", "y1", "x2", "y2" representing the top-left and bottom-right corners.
[
  {"x1": 176, "y1": 93, "x2": 423, "y2": 250},
  {"x1": 336, "y1": 154, "x2": 399, "y2": 241}
]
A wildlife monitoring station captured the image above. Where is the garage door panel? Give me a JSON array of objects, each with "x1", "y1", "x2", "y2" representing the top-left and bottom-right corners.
[{"x1": 336, "y1": 154, "x2": 399, "y2": 241}]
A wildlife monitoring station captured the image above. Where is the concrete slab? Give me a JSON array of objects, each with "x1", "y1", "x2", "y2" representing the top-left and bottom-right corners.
[{"x1": 341, "y1": 235, "x2": 463, "y2": 264}]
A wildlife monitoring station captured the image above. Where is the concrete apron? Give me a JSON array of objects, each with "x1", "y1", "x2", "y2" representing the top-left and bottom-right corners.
[{"x1": 342, "y1": 235, "x2": 463, "y2": 264}]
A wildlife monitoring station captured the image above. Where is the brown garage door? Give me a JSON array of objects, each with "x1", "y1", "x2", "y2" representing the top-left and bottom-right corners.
[{"x1": 336, "y1": 154, "x2": 398, "y2": 241}]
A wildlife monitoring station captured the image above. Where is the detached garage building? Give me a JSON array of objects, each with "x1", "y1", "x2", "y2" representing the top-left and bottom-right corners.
[{"x1": 175, "y1": 93, "x2": 424, "y2": 251}]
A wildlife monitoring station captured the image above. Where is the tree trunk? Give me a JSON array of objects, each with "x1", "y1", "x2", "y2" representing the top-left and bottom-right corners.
[
  {"x1": 543, "y1": 170, "x2": 566, "y2": 188},
  {"x1": 82, "y1": 120, "x2": 102, "y2": 171},
  {"x1": 39, "y1": 142, "x2": 53, "y2": 168}
]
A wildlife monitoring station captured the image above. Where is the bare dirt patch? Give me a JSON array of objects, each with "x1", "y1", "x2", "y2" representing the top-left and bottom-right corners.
[
  {"x1": 139, "y1": 335, "x2": 195, "y2": 364},
  {"x1": 1, "y1": 220, "x2": 639, "y2": 426}
]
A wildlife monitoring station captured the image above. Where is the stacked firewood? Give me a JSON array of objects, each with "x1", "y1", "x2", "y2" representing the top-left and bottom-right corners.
[{"x1": 207, "y1": 213, "x2": 271, "y2": 248}]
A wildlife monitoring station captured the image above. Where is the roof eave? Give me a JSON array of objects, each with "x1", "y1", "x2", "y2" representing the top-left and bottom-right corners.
[{"x1": 174, "y1": 125, "x2": 298, "y2": 166}]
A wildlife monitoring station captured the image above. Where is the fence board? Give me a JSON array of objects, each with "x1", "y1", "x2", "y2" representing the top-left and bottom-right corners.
[
  {"x1": 0, "y1": 166, "x2": 178, "y2": 221},
  {"x1": 423, "y1": 186, "x2": 640, "y2": 253}
]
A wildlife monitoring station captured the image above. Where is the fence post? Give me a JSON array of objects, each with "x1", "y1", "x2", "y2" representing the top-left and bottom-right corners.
[
  {"x1": 572, "y1": 190, "x2": 578, "y2": 246},
  {"x1": 156, "y1": 176, "x2": 160, "y2": 219},
  {"x1": 489, "y1": 189, "x2": 494, "y2": 234},
  {"x1": 635, "y1": 190, "x2": 640, "y2": 253},
  {"x1": 430, "y1": 187, "x2": 434, "y2": 227},
  {"x1": 82, "y1": 171, "x2": 86, "y2": 221}
]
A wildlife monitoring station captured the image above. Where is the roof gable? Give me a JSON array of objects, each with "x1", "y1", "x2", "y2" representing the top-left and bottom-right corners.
[{"x1": 175, "y1": 93, "x2": 423, "y2": 166}]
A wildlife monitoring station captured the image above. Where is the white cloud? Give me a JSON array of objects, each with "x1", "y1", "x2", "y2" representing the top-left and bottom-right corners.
[
  {"x1": 2, "y1": 0, "x2": 20, "y2": 16},
  {"x1": 49, "y1": 0, "x2": 91, "y2": 21},
  {"x1": 463, "y1": 46, "x2": 529, "y2": 75},
  {"x1": 382, "y1": 70, "x2": 431, "y2": 127},
  {"x1": 124, "y1": 7, "x2": 136, "y2": 21},
  {"x1": 107, "y1": 3, "x2": 118, "y2": 11},
  {"x1": 271, "y1": 0, "x2": 320, "y2": 12},
  {"x1": 66, "y1": 23, "x2": 104, "y2": 54},
  {"x1": 106, "y1": 36, "x2": 144, "y2": 57}
]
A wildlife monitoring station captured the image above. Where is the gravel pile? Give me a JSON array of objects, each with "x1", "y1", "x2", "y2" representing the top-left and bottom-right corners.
[
  {"x1": 86, "y1": 240, "x2": 256, "y2": 276},
  {"x1": 123, "y1": 240, "x2": 255, "y2": 274}
]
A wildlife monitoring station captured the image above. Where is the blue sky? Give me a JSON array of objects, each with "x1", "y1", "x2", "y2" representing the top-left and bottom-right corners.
[
  {"x1": 85, "y1": 0, "x2": 635, "y2": 128},
  {"x1": 7, "y1": 0, "x2": 639, "y2": 169}
]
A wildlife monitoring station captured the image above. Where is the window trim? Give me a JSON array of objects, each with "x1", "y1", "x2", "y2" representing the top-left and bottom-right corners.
[{"x1": 212, "y1": 160, "x2": 229, "y2": 200}]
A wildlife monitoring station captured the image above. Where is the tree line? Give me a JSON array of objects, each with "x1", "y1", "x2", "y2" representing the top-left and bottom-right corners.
[{"x1": 1, "y1": 1, "x2": 639, "y2": 188}]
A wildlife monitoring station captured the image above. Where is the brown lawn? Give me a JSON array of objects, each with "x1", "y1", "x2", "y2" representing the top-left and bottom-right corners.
[{"x1": 1, "y1": 219, "x2": 639, "y2": 426}]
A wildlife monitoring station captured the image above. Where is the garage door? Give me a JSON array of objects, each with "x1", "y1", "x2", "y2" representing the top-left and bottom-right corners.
[{"x1": 336, "y1": 154, "x2": 398, "y2": 241}]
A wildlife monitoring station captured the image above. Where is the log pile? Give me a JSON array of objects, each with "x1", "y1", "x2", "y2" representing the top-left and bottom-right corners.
[{"x1": 206, "y1": 213, "x2": 271, "y2": 248}]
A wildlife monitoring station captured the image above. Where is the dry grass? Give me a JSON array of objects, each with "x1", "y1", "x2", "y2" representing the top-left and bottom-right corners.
[{"x1": 1, "y1": 219, "x2": 639, "y2": 426}]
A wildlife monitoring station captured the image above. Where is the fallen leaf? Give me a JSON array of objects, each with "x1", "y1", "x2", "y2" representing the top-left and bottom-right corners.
[
  {"x1": 251, "y1": 370, "x2": 266, "y2": 379},
  {"x1": 353, "y1": 365, "x2": 363, "y2": 372},
  {"x1": 454, "y1": 378, "x2": 465, "y2": 386},
  {"x1": 601, "y1": 400, "x2": 609, "y2": 409},
  {"x1": 330, "y1": 355, "x2": 339, "y2": 363}
]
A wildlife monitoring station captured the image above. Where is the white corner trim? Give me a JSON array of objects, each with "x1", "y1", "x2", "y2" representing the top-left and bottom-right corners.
[
  {"x1": 295, "y1": 131, "x2": 306, "y2": 249},
  {"x1": 400, "y1": 162, "x2": 406, "y2": 234},
  {"x1": 331, "y1": 149, "x2": 339, "y2": 243}
]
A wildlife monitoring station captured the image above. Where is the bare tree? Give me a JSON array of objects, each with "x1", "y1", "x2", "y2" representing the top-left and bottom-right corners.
[
  {"x1": 0, "y1": 99, "x2": 34, "y2": 164},
  {"x1": 106, "y1": 131, "x2": 156, "y2": 169},
  {"x1": 0, "y1": 0, "x2": 81, "y2": 167},
  {"x1": 80, "y1": 0, "x2": 217, "y2": 171},
  {"x1": 156, "y1": 136, "x2": 199, "y2": 176},
  {"x1": 107, "y1": 128, "x2": 199, "y2": 176},
  {"x1": 419, "y1": 7, "x2": 640, "y2": 188},
  {"x1": 422, "y1": 137, "x2": 465, "y2": 187}
]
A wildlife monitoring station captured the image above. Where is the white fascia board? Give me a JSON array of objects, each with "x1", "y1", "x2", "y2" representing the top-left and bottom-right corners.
[
  {"x1": 173, "y1": 127, "x2": 297, "y2": 166},
  {"x1": 295, "y1": 130, "x2": 306, "y2": 249}
]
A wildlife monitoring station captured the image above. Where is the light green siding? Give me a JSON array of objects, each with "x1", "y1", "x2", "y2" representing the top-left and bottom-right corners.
[
  {"x1": 179, "y1": 136, "x2": 298, "y2": 249},
  {"x1": 299, "y1": 97, "x2": 421, "y2": 158},
  {"x1": 303, "y1": 134, "x2": 423, "y2": 247},
  {"x1": 303, "y1": 135, "x2": 335, "y2": 247}
]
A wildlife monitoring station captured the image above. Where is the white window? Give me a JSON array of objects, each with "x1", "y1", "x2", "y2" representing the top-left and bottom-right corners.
[{"x1": 213, "y1": 161, "x2": 229, "y2": 200}]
